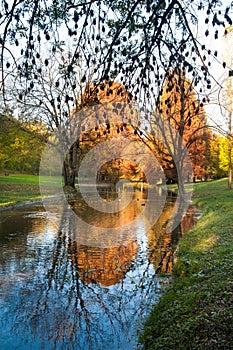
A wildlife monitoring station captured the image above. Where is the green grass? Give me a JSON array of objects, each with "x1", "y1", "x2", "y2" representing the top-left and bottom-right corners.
[
  {"x1": 140, "y1": 178, "x2": 233, "y2": 349},
  {"x1": 0, "y1": 174, "x2": 63, "y2": 206}
]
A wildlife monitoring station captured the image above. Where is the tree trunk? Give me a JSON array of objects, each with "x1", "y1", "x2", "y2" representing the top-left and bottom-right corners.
[
  {"x1": 63, "y1": 142, "x2": 78, "y2": 189},
  {"x1": 63, "y1": 160, "x2": 76, "y2": 188},
  {"x1": 177, "y1": 167, "x2": 185, "y2": 198},
  {"x1": 227, "y1": 107, "x2": 232, "y2": 190},
  {"x1": 228, "y1": 161, "x2": 232, "y2": 190},
  {"x1": 228, "y1": 132, "x2": 232, "y2": 190}
]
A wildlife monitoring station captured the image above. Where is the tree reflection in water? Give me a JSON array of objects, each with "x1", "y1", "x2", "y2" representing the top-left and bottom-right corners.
[{"x1": 0, "y1": 188, "x2": 200, "y2": 350}]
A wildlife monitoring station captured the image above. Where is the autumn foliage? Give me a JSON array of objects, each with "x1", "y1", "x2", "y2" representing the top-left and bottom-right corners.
[{"x1": 156, "y1": 67, "x2": 210, "y2": 182}]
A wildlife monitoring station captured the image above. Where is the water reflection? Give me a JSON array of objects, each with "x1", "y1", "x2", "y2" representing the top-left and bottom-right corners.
[
  {"x1": 147, "y1": 200, "x2": 200, "y2": 274},
  {"x1": 0, "y1": 187, "x2": 199, "y2": 350},
  {"x1": 70, "y1": 241, "x2": 138, "y2": 287}
]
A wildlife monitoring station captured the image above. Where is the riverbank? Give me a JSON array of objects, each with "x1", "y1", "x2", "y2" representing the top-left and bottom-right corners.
[
  {"x1": 0, "y1": 174, "x2": 42, "y2": 206},
  {"x1": 140, "y1": 178, "x2": 233, "y2": 349},
  {"x1": 0, "y1": 174, "x2": 64, "y2": 208}
]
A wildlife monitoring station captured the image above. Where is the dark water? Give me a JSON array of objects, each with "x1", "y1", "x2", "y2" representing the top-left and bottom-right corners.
[{"x1": 0, "y1": 187, "x2": 199, "y2": 350}]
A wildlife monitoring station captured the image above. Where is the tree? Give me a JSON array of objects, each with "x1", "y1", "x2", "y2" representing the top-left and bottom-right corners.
[
  {"x1": 19, "y1": 59, "x2": 133, "y2": 188},
  {"x1": 218, "y1": 135, "x2": 233, "y2": 174},
  {"x1": 0, "y1": 113, "x2": 47, "y2": 174},
  {"x1": 145, "y1": 67, "x2": 209, "y2": 184},
  {"x1": 222, "y1": 26, "x2": 233, "y2": 189},
  {"x1": 205, "y1": 134, "x2": 222, "y2": 179}
]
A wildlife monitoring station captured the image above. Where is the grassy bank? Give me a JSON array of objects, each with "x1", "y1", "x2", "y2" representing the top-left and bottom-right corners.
[
  {"x1": 141, "y1": 178, "x2": 233, "y2": 349},
  {"x1": 0, "y1": 174, "x2": 62, "y2": 206}
]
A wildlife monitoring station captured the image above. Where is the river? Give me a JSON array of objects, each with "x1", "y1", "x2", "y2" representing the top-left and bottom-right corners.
[{"x1": 0, "y1": 186, "x2": 199, "y2": 350}]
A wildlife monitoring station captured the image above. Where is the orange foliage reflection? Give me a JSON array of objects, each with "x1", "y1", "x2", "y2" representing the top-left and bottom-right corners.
[{"x1": 70, "y1": 241, "x2": 138, "y2": 287}]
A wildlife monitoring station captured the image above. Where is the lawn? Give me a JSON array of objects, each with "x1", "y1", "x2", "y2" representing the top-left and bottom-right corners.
[
  {"x1": 140, "y1": 178, "x2": 233, "y2": 349},
  {"x1": 0, "y1": 174, "x2": 63, "y2": 206}
]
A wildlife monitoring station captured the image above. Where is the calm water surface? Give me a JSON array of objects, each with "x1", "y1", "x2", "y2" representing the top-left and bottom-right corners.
[{"x1": 0, "y1": 187, "x2": 199, "y2": 350}]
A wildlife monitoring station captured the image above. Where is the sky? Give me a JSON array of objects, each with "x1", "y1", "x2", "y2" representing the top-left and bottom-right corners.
[{"x1": 195, "y1": 4, "x2": 233, "y2": 134}]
